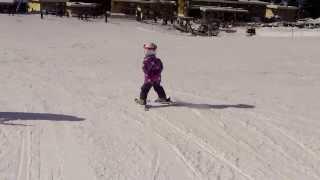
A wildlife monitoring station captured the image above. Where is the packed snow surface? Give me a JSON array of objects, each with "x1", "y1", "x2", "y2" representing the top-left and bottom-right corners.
[{"x1": 1, "y1": 15, "x2": 320, "y2": 180}]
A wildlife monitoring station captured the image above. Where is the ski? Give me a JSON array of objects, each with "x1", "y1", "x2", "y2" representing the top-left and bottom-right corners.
[{"x1": 134, "y1": 98, "x2": 149, "y2": 111}]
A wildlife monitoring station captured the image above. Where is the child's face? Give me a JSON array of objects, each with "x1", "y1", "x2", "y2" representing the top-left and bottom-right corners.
[{"x1": 144, "y1": 49, "x2": 156, "y2": 56}]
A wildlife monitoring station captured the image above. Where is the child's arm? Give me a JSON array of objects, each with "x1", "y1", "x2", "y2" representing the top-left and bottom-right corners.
[
  {"x1": 159, "y1": 59, "x2": 163, "y2": 73},
  {"x1": 143, "y1": 60, "x2": 150, "y2": 74}
]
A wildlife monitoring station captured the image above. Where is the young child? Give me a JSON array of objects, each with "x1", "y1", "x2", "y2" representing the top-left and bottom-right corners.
[{"x1": 135, "y1": 42, "x2": 170, "y2": 105}]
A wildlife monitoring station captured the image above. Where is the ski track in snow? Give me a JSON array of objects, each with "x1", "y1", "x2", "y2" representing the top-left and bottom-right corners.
[
  {"x1": 244, "y1": 111, "x2": 320, "y2": 177},
  {"x1": 124, "y1": 102, "x2": 252, "y2": 180},
  {"x1": 171, "y1": 90, "x2": 320, "y2": 179},
  {"x1": 255, "y1": 111, "x2": 320, "y2": 160},
  {"x1": 17, "y1": 127, "x2": 31, "y2": 180},
  {"x1": 1, "y1": 15, "x2": 320, "y2": 180},
  {"x1": 151, "y1": 110, "x2": 254, "y2": 180}
]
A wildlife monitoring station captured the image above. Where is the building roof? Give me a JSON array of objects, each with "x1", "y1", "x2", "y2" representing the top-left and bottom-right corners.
[
  {"x1": 267, "y1": 4, "x2": 298, "y2": 10},
  {"x1": 0, "y1": 0, "x2": 15, "y2": 3},
  {"x1": 192, "y1": 0, "x2": 269, "y2": 6},
  {"x1": 39, "y1": 0, "x2": 69, "y2": 2},
  {"x1": 192, "y1": 5, "x2": 249, "y2": 13},
  {"x1": 67, "y1": 2, "x2": 98, "y2": 8},
  {"x1": 112, "y1": 0, "x2": 174, "y2": 3}
]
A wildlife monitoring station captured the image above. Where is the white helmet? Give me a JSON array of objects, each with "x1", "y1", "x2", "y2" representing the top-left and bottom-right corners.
[{"x1": 143, "y1": 42, "x2": 157, "y2": 50}]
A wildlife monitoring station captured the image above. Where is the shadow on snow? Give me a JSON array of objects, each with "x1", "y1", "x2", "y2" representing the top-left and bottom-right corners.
[
  {"x1": 148, "y1": 101, "x2": 255, "y2": 110},
  {"x1": 0, "y1": 112, "x2": 85, "y2": 126}
]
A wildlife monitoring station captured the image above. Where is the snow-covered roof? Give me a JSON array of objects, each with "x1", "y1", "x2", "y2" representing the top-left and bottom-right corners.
[
  {"x1": 196, "y1": 6, "x2": 249, "y2": 13},
  {"x1": 0, "y1": 0, "x2": 15, "y2": 3},
  {"x1": 267, "y1": 4, "x2": 298, "y2": 10},
  {"x1": 66, "y1": 2, "x2": 98, "y2": 8},
  {"x1": 192, "y1": 0, "x2": 268, "y2": 6},
  {"x1": 39, "y1": 0, "x2": 69, "y2": 2}
]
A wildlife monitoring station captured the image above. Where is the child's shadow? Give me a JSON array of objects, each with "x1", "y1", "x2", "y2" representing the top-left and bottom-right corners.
[
  {"x1": 0, "y1": 112, "x2": 85, "y2": 126},
  {"x1": 149, "y1": 101, "x2": 255, "y2": 110}
]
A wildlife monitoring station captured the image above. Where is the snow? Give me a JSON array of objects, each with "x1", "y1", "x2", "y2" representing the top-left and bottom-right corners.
[
  {"x1": 257, "y1": 27, "x2": 320, "y2": 37},
  {"x1": 0, "y1": 14, "x2": 320, "y2": 180}
]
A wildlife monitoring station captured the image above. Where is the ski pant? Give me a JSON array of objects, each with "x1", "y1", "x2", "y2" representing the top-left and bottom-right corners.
[{"x1": 140, "y1": 82, "x2": 167, "y2": 101}]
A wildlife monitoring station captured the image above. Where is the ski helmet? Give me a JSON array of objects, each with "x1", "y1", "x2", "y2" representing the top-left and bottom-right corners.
[{"x1": 143, "y1": 42, "x2": 157, "y2": 50}]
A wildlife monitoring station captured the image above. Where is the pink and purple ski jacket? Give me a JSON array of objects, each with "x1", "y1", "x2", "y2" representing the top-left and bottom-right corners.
[{"x1": 142, "y1": 55, "x2": 163, "y2": 84}]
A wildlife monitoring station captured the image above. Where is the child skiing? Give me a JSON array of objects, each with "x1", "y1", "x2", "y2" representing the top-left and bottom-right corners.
[{"x1": 135, "y1": 42, "x2": 171, "y2": 105}]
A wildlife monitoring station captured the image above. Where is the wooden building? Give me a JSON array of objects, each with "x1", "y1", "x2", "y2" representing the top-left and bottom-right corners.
[
  {"x1": 266, "y1": 4, "x2": 298, "y2": 22},
  {"x1": 1, "y1": 0, "x2": 28, "y2": 13},
  {"x1": 0, "y1": 0, "x2": 16, "y2": 14},
  {"x1": 28, "y1": 0, "x2": 41, "y2": 12},
  {"x1": 66, "y1": 2, "x2": 102, "y2": 17},
  {"x1": 176, "y1": 0, "x2": 299, "y2": 22},
  {"x1": 28, "y1": 0, "x2": 67, "y2": 15},
  {"x1": 111, "y1": 0, "x2": 176, "y2": 22},
  {"x1": 184, "y1": 0, "x2": 269, "y2": 22}
]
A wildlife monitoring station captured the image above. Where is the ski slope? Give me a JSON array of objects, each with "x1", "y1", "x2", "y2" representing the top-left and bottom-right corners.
[{"x1": 1, "y1": 15, "x2": 320, "y2": 180}]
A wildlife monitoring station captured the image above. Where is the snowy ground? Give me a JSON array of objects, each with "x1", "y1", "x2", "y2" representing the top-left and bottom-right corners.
[{"x1": 0, "y1": 14, "x2": 320, "y2": 180}]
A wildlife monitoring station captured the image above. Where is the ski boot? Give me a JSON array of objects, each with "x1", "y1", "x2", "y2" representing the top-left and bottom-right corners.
[
  {"x1": 155, "y1": 97, "x2": 172, "y2": 104},
  {"x1": 135, "y1": 98, "x2": 146, "y2": 105}
]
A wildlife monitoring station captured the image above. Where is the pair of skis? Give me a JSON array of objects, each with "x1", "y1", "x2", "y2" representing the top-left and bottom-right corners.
[{"x1": 134, "y1": 97, "x2": 174, "y2": 111}]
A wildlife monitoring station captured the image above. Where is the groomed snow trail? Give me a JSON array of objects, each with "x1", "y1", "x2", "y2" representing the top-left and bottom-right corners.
[{"x1": 1, "y1": 15, "x2": 320, "y2": 180}]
